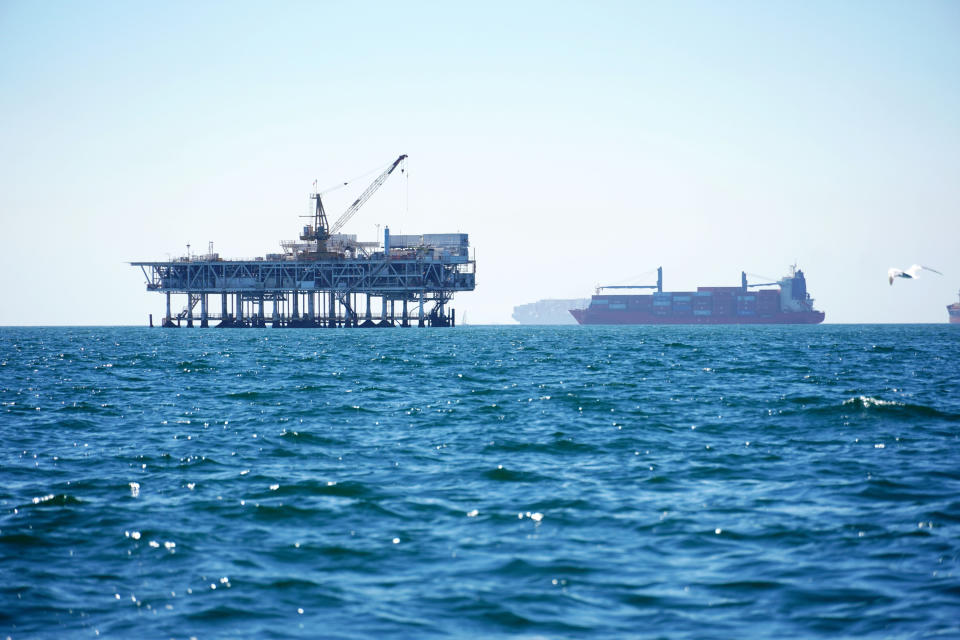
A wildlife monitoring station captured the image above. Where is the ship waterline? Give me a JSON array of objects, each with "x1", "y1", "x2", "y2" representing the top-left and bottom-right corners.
[{"x1": 570, "y1": 308, "x2": 825, "y2": 324}]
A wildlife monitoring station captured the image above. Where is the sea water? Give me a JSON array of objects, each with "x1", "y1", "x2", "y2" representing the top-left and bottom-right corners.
[{"x1": 1, "y1": 325, "x2": 958, "y2": 638}]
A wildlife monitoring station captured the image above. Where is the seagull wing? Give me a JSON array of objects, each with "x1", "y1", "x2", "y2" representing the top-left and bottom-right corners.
[
  {"x1": 888, "y1": 267, "x2": 902, "y2": 285},
  {"x1": 920, "y1": 265, "x2": 943, "y2": 276}
]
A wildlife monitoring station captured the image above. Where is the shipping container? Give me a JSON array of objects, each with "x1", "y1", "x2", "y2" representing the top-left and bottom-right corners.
[{"x1": 570, "y1": 266, "x2": 824, "y2": 325}]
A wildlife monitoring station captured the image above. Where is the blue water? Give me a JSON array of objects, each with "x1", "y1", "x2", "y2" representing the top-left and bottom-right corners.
[{"x1": 2, "y1": 325, "x2": 959, "y2": 639}]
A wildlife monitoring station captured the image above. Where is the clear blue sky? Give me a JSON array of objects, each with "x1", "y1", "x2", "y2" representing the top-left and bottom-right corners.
[{"x1": 1, "y1": 1, "x2": 958, "y2": 324}]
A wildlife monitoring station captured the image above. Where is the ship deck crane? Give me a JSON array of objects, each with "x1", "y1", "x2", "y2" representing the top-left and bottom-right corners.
[
  {"x1": 303, "y1": 154, "x2": 408, "y2": 256},
  {"x1": 743, "y1": 271, "x2": 778, "y2": 290},
  {"x1": 596, "y1": 267, "x2": 663, "y2": 295}
]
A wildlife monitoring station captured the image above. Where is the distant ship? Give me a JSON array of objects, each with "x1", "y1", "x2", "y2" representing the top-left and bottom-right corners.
[
  {"x1": 513, "y1": 299, "x2": 590, "y2": 325},
  {"x1": 570, "y1": 265, "x2": 825, "y2": 325},
  {"x1": 948, "y1": 290, "x2": 960, "y2": 324}
]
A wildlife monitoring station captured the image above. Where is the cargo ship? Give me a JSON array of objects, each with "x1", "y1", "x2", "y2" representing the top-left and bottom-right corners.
[
  {"x1": 570, "y1": 265, "x2": 825, "y2": 325},
  {"x1": 513, "y1": 299, "x2": 589, "y2": 324},
  {"x1": 948, "y1": 290, "x2": 960, "y2": 324}
]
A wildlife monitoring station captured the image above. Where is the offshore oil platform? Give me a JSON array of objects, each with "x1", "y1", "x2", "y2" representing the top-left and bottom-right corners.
[{"x1": 131, "y1": 155, "x2": 476, "y2": 328}]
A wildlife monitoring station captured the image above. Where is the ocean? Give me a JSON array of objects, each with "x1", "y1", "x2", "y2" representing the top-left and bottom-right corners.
[{"x1": 2, "y1": 325, "x2": 958, "y2": 639}]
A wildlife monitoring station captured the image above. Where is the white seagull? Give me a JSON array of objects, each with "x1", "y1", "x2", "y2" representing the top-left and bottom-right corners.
[{"x1": 888, "y1": 264, "x2": 942, "y2": 285}]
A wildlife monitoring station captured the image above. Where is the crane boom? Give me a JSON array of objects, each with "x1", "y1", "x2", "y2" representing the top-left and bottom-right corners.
[
  {"x1": 596, "y1": 267, "x2": 663, "y2": 294},
  {"x1": 742, "y1": 271, "x2": 778, "y2": 289},
  {"x1": 330, "y1": 154, "x2": 407, "y2": 235}
]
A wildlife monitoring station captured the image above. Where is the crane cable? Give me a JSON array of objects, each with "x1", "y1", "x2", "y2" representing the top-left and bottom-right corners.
[
  {"x1": 610, "y1": 267, "x2": 660, "y2": 287},
  {"x1": 315, "y1": 158, "x2": 397, "y2": 196}
]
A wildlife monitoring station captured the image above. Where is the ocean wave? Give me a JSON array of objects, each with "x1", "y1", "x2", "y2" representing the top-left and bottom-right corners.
[
  {"x1": 841, "y1": 396, "x2": 959, "y2": 420},
  {"x1": 481, "y1": 466, "x2": 550, "y2": 483},
  {"x1": 842, "y1": 395, "x2": 905, "y2": 409},
  {"x1": 771, "y1": 395, "x2": 958, "y2": 422},
  {"x1": 482, "y1": 437, "x2": 599, "y2": 456},
  {"x1": 3, "y1": 324, "x2": 959, "y2": 638}
]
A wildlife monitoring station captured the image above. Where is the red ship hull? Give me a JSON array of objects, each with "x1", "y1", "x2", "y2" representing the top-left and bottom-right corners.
[
  {"x1": 948, "y1": 305, "x2": 960, "y2": 324},
  {"x1": 570, "y1": 309, "x2": 825, "y2": 325}
]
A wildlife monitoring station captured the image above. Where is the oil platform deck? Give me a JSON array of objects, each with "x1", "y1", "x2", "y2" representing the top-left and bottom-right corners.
[
  {"x1": 131, "y1": 155, "x2": 476, "y2": 328},
  {"x1": 133, "y1": 252, "x2": 475, "y2": 328}
]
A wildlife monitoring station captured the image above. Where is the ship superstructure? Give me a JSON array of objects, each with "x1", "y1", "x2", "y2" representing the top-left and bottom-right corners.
[
  {"x1": 132, "y1": 155, "x2": 476, "y2": 328},
  {"x1": 570, "y1": 265, "x2": 824, "y2": 325},
  {"x1": 948, "y1": 290, "x2": 960, "y2": 324}
]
